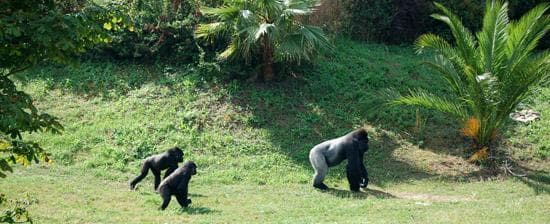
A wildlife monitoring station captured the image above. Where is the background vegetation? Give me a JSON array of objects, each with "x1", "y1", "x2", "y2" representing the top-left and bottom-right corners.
[{"x1": 319, "y1": 0, "x2": 549, "y2": 47}]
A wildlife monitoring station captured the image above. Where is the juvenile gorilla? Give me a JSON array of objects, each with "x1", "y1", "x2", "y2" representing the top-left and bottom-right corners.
[
  {"x1": 309, "y1": 128, "x2": 369, "y2": 192},
  {"x1": 158, "y1": 161, "x2": 197, "y2": 210},
  {"x1": 129, "y1": 147, "x2": 184, "y2": 190}
]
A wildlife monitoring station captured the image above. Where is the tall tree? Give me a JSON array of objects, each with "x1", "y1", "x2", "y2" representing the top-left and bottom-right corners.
[
  {"x1": 195, "y1": 0, "x2": 333, "y2": 81},
  {"x1": 1, "y1": 0, "x2": 126, "y2": 220},
  {"x1": 392, "y1": 1, "x2": 549, "y2": 161}
]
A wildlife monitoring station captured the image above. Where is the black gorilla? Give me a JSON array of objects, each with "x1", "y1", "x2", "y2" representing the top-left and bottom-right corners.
[
  {"x1": 309, "y1": 128, "x2": 369, "y2": 192},
  {"x1": 129, "y1": 147, "x2": 184, "y2": 190},
  {"x1": 158, "y1": 161, "x2": 197, "y2": 210}
]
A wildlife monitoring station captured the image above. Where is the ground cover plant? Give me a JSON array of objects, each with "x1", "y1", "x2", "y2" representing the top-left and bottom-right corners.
[{"x1": 1, "y1": 38, "x2": 548, "y2": 223}]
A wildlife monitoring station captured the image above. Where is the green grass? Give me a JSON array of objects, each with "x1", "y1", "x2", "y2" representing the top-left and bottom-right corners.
[
  {"x1": 2, "y1": 166, "x2": 549, "y2": 223},
  {"x1": 2, "y1": 38, "x2": 549, "y2": 223}
]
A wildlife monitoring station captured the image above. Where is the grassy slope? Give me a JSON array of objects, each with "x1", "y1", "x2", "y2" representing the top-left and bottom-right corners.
[{"x1": 1, "y1": 39, "x2": 549, "y2": 223}]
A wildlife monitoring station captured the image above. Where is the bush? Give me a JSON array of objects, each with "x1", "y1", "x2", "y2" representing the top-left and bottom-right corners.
[
  {"x1": 345, "y1": 0, "x2": 395, "y2": 42},
  {"x1": 94, "y1": 0, "x2": 202, "y2": 63},
  {"x1": 344, "y1": 0, "x2": 549, "y2": 46}
]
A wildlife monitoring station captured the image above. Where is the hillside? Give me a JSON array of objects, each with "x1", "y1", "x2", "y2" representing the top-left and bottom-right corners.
[{"x1": 2, "y1": 39, "x2": 548, "y2": 223}]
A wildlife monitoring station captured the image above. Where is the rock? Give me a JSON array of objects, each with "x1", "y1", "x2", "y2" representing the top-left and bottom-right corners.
[{"x1": 509, "y1": 109, "x2": 541, "y2": 123}]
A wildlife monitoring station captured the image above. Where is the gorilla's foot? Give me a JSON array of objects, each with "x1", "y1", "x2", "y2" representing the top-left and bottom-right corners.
[{"x1": 313, "y1": 183, "x2": 329, "y2": 190}]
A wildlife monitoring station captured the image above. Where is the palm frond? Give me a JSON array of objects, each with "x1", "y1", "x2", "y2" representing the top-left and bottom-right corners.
[
  {"x1": 200, "y1": 6, "x2": 240, "y2": 20},
  {"x1": 476, "y1": 0, "x2": 509, "y2": 74},
  {"x1": 256, "y1": 0, "x2": 283, "y2": 20},
  {"x1": 276, "y1": 25, "x2": 333, "y2": 63},
  {"x1": 432, "y1": 2, "x2": 479, "y2": 71},
  {"x1": 421, "y1": 56, "x2": 464, "y2": 97},
  {"x1": 195, "y1": 22, "x2": 228, "y2": 41},
  {"x1": 391, "y1": 89, "x2": 468, "y2": 119},
  {"x1": 506, "y1": 3, "x2": 549, "y2": 76},
  {"x1": 218, "y1": 39, "x2": 238, "y2": 60}
]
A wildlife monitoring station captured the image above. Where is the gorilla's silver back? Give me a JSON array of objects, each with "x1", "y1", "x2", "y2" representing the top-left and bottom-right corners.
[{"x1": 309, "y1": 135, "x2": 351, "y2": 167}]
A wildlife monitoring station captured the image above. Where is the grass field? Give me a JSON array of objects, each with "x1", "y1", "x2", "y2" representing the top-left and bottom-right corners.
[{"x1": 1, "y1": 39, "x2": 549, "y2": 223}]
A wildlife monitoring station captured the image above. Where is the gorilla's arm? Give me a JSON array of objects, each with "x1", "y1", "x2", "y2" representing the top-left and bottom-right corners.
[
  {"x1": 345, "y1": 144, "x2": 363, "y2": 191},
  {"x1": 164, "y1": 165, "x2": 177, "y2": 179},
  {"x1": 176, "y1": 176, "x2": 191, "y2": 207},
  {"x1": 359, "y1": 158, "x2": 369, "y2": 188}
]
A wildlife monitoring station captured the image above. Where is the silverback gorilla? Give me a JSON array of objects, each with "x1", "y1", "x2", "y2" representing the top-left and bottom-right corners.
[
  {"x1": 129, "y1": 147, "x2": 184, "y2": 190},
  {"x1": 158, "y1": 161, "x2": 197, "y2": 210},
  {"x1": 309, "y1": 128, "x2": 369, "y2": 191}
]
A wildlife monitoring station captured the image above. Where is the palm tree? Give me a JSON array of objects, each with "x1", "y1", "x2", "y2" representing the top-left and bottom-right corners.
[
  {"x1": 195, "y1": 0, "x2": 333, "y2": 81},
  {"x1": 392, "y1": 1, "x2": 549, "y2": 161}
]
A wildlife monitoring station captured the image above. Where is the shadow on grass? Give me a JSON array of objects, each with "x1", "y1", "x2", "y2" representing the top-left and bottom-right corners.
[
  {"x1": 189, "y1": 193, "x2": 207, "y2": 198},
  {"x1": 324, "y1": 187, "x2": 396, "y2": 199},
  {"x1": 15, "y1": 62, "x2": 186, "y2": 98},
  {"x1": 515, "y1": 167, "x2": 550, "y2": 194},
  {"x1": 178, "y1": 206, "x2": 217, "y2": 215}
]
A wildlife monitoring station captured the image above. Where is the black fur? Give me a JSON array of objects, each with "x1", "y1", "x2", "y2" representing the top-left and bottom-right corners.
[
  {"x1": 309, "y1": 128, "x2": 369, "y2": 192},
  {"x1": 129, "y1": 147, "x2": 184, "y2": 190},
  {"x1": 158, "y1": 161, "x2": 197, "y2": 210}
]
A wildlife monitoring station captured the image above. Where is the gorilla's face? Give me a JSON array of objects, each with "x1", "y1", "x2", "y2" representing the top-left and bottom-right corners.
[
  {"x1": 353, "y1": 130, "x2": 369, "y2": 153},
  {"x1": 363, "y1": 140, "x2": 369, "y2": 153},
  {"x1": 184, "y1": 162, "x2": 197, "y2": 175},
  {"x1": 170, "y1": 147, "x2": 184, "y2": 162},
  {"x1": 191, "y1": 165, "x2": 197, "y2": 175},
  {"x1": 357, "y1": 139, "x2": 369, "y2": 153}
]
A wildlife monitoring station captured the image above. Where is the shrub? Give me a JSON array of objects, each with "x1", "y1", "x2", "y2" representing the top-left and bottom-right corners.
[
  {"x1": 94, "y1": 0, "x2": 202, "y2": 63},
  {"x1": 392, "y1": 1, "x2": 549, "y2": 162},
  {"x1": 343, "y1": 0, "x2": 549, "y2": 46}
]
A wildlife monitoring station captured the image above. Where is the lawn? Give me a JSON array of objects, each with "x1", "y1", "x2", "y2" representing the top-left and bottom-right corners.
[{"x1": 1, "y1": 39, "x2": 548, "y2": 223}]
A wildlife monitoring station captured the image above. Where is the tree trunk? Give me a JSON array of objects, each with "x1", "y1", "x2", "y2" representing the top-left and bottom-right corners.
[{"x1": 261, "y1": 35, "x2": 275, "y2": 81}]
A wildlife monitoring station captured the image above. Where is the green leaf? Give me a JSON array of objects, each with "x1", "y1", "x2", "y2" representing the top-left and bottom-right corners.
[
  {"x1": 0, "y1": 159, "x2": 12, "y2": 173},
  {"x1": 103, "y1": 22, "x2": 112, "y2": 30}
]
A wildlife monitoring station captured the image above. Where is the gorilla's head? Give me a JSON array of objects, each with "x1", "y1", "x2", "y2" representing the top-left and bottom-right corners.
[
  {"x1": 353, "y1": 128, "x2": 369, "y2": 153},
  {"x1": 183, "y1": 161, "x2": 197, "y2": 175},
  {"x1": 169, "y1": 147, "x2": 184, "y2": 162}
]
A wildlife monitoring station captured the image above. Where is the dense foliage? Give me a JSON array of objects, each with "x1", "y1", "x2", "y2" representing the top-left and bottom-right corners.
[
  {"x1": 95, "y1": 0, "x2": 203, "y2": 62},
  {"x1": 393, "y1": 1, "x2": 550, "y2": 161},
  {"x1": 1, "y1": 0, "x2": 116, "y2": 221},
  {"x1": 1, "y1": 0, "x2": 105, "y2": 177},
  {"x1": 344, "y1": 0, "x2": 549, "y2": 45}
]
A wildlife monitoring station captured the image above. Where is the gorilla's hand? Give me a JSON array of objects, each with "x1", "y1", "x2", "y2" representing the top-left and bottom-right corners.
[
  {"x1": 184, "y1": 199, "x2": 192, "y2": 207},
  {"x1": 360, "y1": 177, "x2": 369, "y2": 188}
]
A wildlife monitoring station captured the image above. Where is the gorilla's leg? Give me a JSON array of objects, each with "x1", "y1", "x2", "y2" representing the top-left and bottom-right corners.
[
  {"x1": 175, "y1": 194, "x2": 191, "y2": 208},
  {"x1": 129, "y1": 161, "x2": 151, "y2": 190},
  {"x1": 159, "y1": 188, "x2": 172, "y2": 210},
  {"x1": 164, "y1": 167, "x2": 176, "y2": 180},
  {"x1": 152, "y1": 169, "x2": 161, "y2": 190},
  {"x1": 310, "y1": 153, "x2": 329, "y2": 190}
]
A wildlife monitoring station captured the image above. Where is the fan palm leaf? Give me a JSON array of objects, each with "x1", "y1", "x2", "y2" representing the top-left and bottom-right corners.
[{"x1": 195, "y1": 0, "x2": 332, "y2": 81}]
